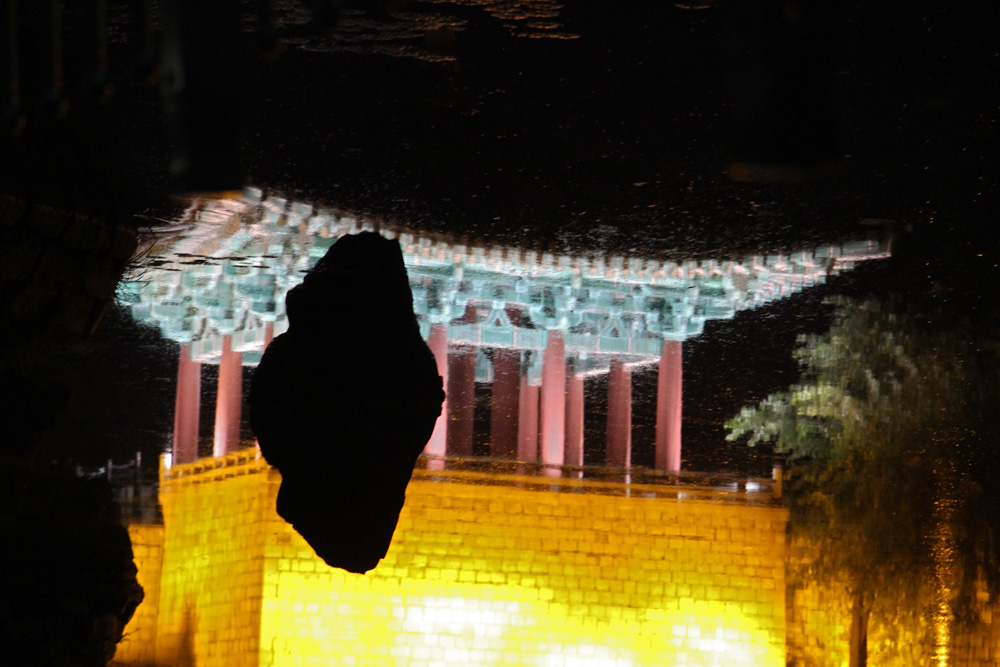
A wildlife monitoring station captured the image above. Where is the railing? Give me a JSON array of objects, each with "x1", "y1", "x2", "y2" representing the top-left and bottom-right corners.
[
  {"x1": 414, "y1": 456, "x2": 784, "y2": 504},
  {"x1": 154, "y1": 446, "x2": 784, "y2": 505},
  {"x1": 76, "y1": 452, "x2": 161, "y2": 524},
  {"x1": 78, "y1": 445, "x2": 783, "y2": 525},
  {"x1": 159, "y1": 447, "x2": 270, "y2": 490}
]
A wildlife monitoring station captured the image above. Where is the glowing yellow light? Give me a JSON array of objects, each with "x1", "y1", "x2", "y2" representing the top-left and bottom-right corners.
[
  {"x1": 119, "y1": 453, "x2": 789, "y2": 666},
  {"x1": 932, "y1": 496, "x2": 957, "y2": 667}
]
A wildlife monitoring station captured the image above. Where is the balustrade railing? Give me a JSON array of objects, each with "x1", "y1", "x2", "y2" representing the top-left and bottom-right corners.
[{"x1": 76, "y1": 451, "x2": 162, "y2": 524}]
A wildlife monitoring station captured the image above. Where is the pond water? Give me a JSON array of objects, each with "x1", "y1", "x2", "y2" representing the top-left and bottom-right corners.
[
  {"x1": 9, "y1": 1, "x2": 998, "y2": 666},
  {"x1": 98, "y1": 179, "x2": 991, "y2": 666}
]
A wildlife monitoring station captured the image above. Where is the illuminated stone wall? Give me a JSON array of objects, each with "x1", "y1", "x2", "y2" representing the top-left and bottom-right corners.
[
  {"x1": 262, "y1": 474, "x2": 789, "y2": 666},
  {"x1": 119, "y1": 453, "x2": 790, "y2": 666},
  {"x1": 785, "y1": 538, "x2": 1000, "y2": 667},
  {"x1": 116, "y1": 524, "x2": 164, "y2": 666},
  {"x1": 783, "y1": 540, "x2": 850, "y2": 667},
  {"x1": 953, "y1": 619, "x2": 1000, "y2": 666},
  {"x1": 153, "y1": 452, "x2": 276, "y2": 666}
]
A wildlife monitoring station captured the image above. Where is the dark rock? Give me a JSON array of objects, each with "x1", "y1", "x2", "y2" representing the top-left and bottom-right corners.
[
  {"x1": 26, "y1": 203, "x2": 71, "y2": 239},
  {"x1": 0, "y1": 230, "x2": 43, "y2": 281},
  {"x1": 83, "y1": 258, "x2": 126, "y2": 301},
  {"x1": 58, "y1": 294, "x2": 97, "y2": 337},
  {"x1": 250, "y1": 232, "x2": 445, "y2": 573},
  {"x1": 0, "y1": 195, "x2": 26, "y2": 227},
  {"x1": 106, "y1": 225, "x2": 138, "y2": 261},
  {"x1": 64, "y1": 214, "x2": 110, "y2": 255},
  {"x1": 33, "y1": 245, "x2": 83, "y2": 290},
  {"x1": 0, "y1": 462, "x2": 143, "y2": 667}
]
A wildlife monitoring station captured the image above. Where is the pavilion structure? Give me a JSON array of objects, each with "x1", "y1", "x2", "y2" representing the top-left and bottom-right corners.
[{"x1": 125, "y1": 188, "x2": 891, "y2": 473}]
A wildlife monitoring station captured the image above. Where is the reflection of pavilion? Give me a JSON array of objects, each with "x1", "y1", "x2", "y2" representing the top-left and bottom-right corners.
[{"x1": 126, "y1": 189, "x2": 890, "y2": 472}]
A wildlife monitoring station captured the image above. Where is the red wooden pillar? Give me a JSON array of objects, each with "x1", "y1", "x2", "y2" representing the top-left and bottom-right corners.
[
  {"x1": 254, "y1": 322, "x2": 276, "y2": 454},
  {"x1": 656, "y1": 340, "x2": 683, "y2": 472},
  {"x1": 447, "y1": 345, "x2": 476, "y2": 457},
  {"x1": 565, "y1": 369, "x2": 585, "y2": 466},
  {"x1": 424, "y1": 323, "x2": 449, "y2": 459},
  {"x1": 540, "y1": 331, "x2": 566, "y2": 466},
  {"x1": 606, "y1": 358, "x2": 632, "y2": 468},
  {"x1": 173, "y1": 343, "x2": 201, "y2": 464},
  {"x1": 490, "y1": 348, "x2": 521, "y2": 459},
  {"x1": 213, "y1": 335, "x2": 243, "y2": 457},
  {"x1": 517, "y1": 375, "x2": 539, "y2": 462}
]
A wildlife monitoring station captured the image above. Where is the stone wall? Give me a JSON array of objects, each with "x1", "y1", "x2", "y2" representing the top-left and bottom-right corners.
[
  {"x1": 953, "y1": 616, "x2": 1000, "y2": 666},
  {"x1": 118, "y1": 452, "x2": 789, "y2": 666},
  {"x1": 120, "y1": 452, "x2": 1000, "y2": 667},
  {"x1": 117, "y1": 524, "x2": 164, "y2": 666},
  {"x1": 258, "y1": 472, "x2": 789, "y2": 667},
  {"x1": 784, "y1": 537, "x2": 1000, "y2": 667},
  {"x1": 151, "y1": 452, "x2": 274, "y2": 666}
]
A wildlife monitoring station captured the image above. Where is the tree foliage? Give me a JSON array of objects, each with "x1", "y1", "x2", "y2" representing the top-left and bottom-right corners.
[{"x1": 727, "y1": 296, "x2": 1000, "y2": 664}]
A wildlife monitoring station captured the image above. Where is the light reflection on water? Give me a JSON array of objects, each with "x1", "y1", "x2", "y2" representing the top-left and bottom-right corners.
[
  {"x1": 726, "y1": 293, "x2": 1000, "y2": 667},
  {"x1": 124, "y1": 189, "x2": 888, "y2": 470},
  {"x1": 112, "y1": 191, "x2": 1000, "y2": 667},
  {"x1": 3, "y1": 1, "x2": 989, "y2": 665},
  {"x1": 264, "y1": 0, "x2": 578, "y2": 62},
  {"x1": 933, "y1": 495, "x2": 957, "y2": 667},
  {"x1": 120, "y1": 449, "x2": 790, "y2": 666}
]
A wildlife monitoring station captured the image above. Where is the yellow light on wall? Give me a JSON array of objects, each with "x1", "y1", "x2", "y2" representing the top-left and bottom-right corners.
[{"x1": 121, "y1": 453, "x2": 790, "y2": 666}]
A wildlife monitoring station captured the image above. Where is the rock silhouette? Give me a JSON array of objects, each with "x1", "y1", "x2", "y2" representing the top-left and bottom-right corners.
[
  {"x1": 250, "y1": 232, "x2": 445, "y2": 573},
  {"x1": 0, "y1": 462, "x2": 144, "y2": 667}
]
